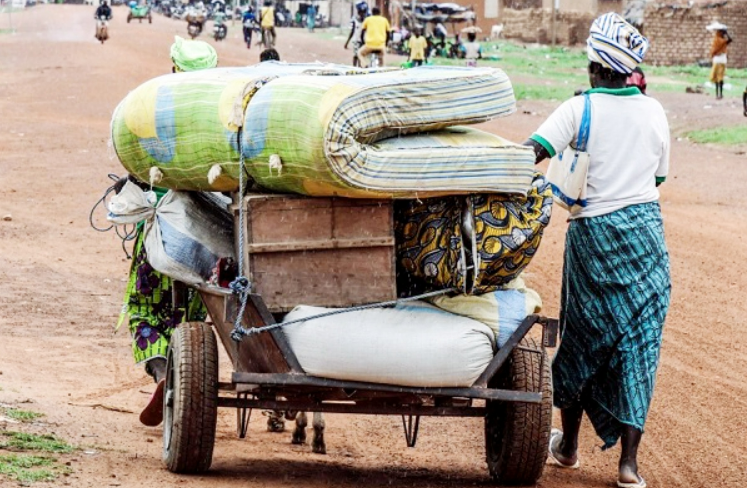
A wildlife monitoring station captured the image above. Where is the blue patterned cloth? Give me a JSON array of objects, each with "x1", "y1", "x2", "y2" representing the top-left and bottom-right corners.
[{"x1": 553, "y1": 202, "x2": 671, "y2": 448}]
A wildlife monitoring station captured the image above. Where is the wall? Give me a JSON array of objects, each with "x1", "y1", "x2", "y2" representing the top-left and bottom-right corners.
[
  {"x1": 644, "y1": 2, "x2": 747, "y2": 68},
  {"x1": 500, "y1": 8, "x2": 594, "y2": 44}
]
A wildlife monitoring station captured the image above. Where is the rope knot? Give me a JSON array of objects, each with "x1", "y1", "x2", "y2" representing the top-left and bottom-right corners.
[{"x1": 229, "y1": 276, "x2": 250, "y2": 295}]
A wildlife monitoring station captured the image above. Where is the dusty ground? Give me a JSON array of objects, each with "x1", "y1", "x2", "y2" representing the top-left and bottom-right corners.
[{"x1": 0, "y1": 4, "x2": 746, "y2": 488}]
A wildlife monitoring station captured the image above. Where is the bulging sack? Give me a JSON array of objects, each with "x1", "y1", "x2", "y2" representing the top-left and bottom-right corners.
[
  {"x1": 395, "y1": 173, "x2": 553, "y2": 295},
  {"x1": 143, "y1": 191, "x2": 234, "y2": 285},
  {"x1": 429, "y1": 276, "x2": 542, "y2": 347},
  {"x1": 282, "y1": 302, "x2": 495, "y2": 387}
]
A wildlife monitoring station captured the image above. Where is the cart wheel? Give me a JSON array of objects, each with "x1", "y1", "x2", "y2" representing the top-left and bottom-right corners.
[
  {"x1": 148, "y1": 15, "x2": 152, "y2": 23},
  {"x1": 162, "y1": 322, "x2": 218, "y2": 474},
  {"x1": 126, "y1": 13, "x2": 131, "y2": 22},
  {"x1": 484, "y1": 337, "x2": 552, "y2": 485}
]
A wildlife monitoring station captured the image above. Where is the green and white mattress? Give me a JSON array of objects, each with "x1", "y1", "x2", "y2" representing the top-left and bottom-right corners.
[{"x1": 111, "y1": 62, "x2": 535, "y2": 198}]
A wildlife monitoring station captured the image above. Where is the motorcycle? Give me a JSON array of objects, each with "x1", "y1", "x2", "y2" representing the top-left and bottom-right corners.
[
  {"x1": 186, "y1": 12, "x2": 205, "y2": 39},
  {"x1": 95, "y1": 15, "x2": 109, "y2": 44},
  {"x1": 213, "y1": 21, "x2": 227, "y2": 41},
  {"x1": 367, "y1": 49, "x2": 382, "y2": 68}
]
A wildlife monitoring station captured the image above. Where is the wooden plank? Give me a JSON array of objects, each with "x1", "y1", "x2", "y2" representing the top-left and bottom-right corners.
[
  {"x1": 247, "y1": 237, "x2": 394, "y2": 253},
  {"x1": 198, "y1": 287, "x2": 293, "y2": 374},
  {"x1": 250, "y1": 247, "x2": 396, "y2": 311},
  {"x1": 236, "y1": 193, "x2": 396, "y2": 311}
]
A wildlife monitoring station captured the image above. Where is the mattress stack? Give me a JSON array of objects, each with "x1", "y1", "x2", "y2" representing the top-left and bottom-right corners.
[
  {"x1": 110, "y1": 62, "x2": 551, "y2": 387},
  {"x1": 111, "y1": 62, "x2": 535, "y2": 197}
]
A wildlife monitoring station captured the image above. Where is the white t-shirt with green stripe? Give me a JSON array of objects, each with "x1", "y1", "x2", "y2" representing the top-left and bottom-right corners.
[{"x1": 530, "y1": 87, "x2": 670, "y2": 219}]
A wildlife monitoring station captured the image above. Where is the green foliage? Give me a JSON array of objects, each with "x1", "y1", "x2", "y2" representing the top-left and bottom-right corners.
[
  {"x1": 0, "y1": 431, "x2": 74, "y2": 453},
  {"x1": 687, "y1": 126, "x2": 747, "y2": 145},
  {"x1": 513, "y1": 83, "x2": 574, "y2": 101},
  {"x1": 0, "y1": 454, "x2": 57, "y2": 483},
  {"x1": 2, "y1": 409, "x2": 44, "y2": 423}
]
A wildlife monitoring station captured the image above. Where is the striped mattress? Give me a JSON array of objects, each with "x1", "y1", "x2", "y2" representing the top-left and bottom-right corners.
[{"x1": 111, "y1": 62, "x2": 535, "y2": 197}]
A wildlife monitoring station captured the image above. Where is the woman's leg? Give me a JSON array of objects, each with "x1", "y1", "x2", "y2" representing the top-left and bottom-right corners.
[
  {"x1": 553, "y1": 402, "x2": 583, "y2": 465},
  {"x1": 619, "y1": 425, "x2": 643, "y2": 483}
]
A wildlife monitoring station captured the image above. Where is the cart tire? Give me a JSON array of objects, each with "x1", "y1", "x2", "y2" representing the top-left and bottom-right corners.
[
  {"x1": 148, "y1": 15, "x2": 152, "y2": 23},
  {"x1": 484, "y1": 337, "x2": 552, "y2": 485},
  {"x1": 162, "y1": 322, "x2": 218, "y2": 474},
  {"x1": 126, "y1": 13, "x2": 131, "y2": 22}
]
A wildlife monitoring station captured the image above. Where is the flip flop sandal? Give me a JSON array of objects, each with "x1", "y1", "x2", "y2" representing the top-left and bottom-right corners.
[
  {"x1": 547, "y1": 428, "x2": 580, "y2": 469},
  {"x1": 617, "y1": 476, "x2": 647, "y2": 488},
  {"x1": 139, "y1": 379, "x2": 165, "y2": 427}
]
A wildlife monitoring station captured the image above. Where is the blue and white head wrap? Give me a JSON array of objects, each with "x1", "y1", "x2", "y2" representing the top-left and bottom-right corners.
[{"x1": 587, "y1": 13, "x2": 649, "y2": 75}]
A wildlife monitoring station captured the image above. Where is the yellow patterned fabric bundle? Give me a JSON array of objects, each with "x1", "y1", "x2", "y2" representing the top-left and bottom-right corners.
[{"x1": 395, "y1": 174, "x2": 553, "y2": 296}]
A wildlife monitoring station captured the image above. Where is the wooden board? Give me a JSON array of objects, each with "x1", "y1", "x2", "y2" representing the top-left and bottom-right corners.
[{"x1": 235, "y1": 194, "x2": 396, "y2": 312}]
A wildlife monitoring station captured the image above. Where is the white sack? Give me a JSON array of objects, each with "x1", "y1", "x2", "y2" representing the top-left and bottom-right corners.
[
  {"x1": 144, "y1": 191, "x2": 234, "y2": 285},
  {"x1": 106, "y1": 179, "x2": 157, "y2": 225},
  {"x1": 282, "y1": 301, "x2": 495, "y2": 388}
]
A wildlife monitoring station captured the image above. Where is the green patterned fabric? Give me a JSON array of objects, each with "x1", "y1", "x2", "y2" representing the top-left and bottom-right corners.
[
  {"x1": 111, "y1": 64, "x2": 535, "y2": 198},
  {"x1": 119, "y1": 233, "x2": 206, "y2": 364}
]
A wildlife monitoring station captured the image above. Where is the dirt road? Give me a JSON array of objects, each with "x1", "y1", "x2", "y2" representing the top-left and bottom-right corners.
[{"x1": 0, "y1": 5, "x2": 745, "y2": 487}]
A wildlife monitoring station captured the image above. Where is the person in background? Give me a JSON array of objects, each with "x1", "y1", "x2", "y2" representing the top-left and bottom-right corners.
[
  {"x1": 260, "y1": 47, "x2": 280, "y2": 61},
  {"x1": 121, "y1": 36, "x2": 217, "y2": 428},
  {"x1": 433, "y1": 21, "x2": 447, "y2": 54},
  {"x1": 524, "y1": 13, "x2": 670, "y2": 488},
  {"x1": 408, "y1": 26, "x2": 427, "y2": 66},
  {"x1": 242, "y1": 5, "x2": 257, "y2": 49},
  {"x1": 212, "y1": 2, "x2": 227, "y2": 39},
  {"x1": 462, "y1": 31, "x2": 481, "y2": 67},
  {"x1": 708, "y1": 24, "x2": 732, "y2": 100},
  {"x1": 626, "y1": 66, "x2": 647, "y2": 95},
  {"x1": 344, "y1": 2, "x2": 369, "y2": 67},
  {"x1": 94, "y1": 0, "x2": 112, "y2": 39},
  {"x1": 358, "y1": 6, "x2": 391, "y2": 67},
  {"x1": 306, "y1": 2, "x2": 316, "y2": 31},
  {"x1": 260, "y1": 0, "x2": 276, "y2": 47}
]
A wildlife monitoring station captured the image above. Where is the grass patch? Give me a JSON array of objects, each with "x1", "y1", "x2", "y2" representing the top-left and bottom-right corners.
[
  {"x1": 0, "y1": 454, "x2": 57, "y2": 483},
  {"x1": 687, "y1": 126, "x2": 747, "y2": 145},
  {"x1": 0, "y1": 431, "x2": 74, "y2": 453},
  {"x1": 427, "y1": 39, "x2": 747, "y2": 98},
  {"x1": 2, "y1": 409, "x2": 44, "y2": 423},
  {"x1": 513, "y1": 83, "x2": 574, "y2": 101}
]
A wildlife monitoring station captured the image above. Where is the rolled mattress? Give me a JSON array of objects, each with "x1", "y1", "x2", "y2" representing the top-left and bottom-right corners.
[
  {"x1": 112, "y1": 64, "x2": 536, "y2": 198},
  {"x1": 282, "y1": 301, "x2": 496, "y2": 387}
]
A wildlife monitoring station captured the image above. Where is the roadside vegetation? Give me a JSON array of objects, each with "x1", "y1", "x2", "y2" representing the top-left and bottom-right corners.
[
  {"x1": 686, "y1": 125, "x2": 747, "y2": 146},
  {"x1": 0, "y1": 408, "x2": 74, "y2": 484}
]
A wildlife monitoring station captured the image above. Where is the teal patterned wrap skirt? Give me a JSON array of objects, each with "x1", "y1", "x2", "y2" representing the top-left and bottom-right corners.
[{"x1": 554, "y1": 202, "x2": 671, "y2": 448}]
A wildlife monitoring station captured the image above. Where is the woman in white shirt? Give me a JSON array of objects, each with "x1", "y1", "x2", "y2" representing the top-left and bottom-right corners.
[{"x1": 524, "y1": 13, "x2": 671, "y2": 488}]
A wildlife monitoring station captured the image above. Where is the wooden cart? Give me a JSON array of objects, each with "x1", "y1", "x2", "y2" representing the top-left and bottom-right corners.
[{"x1": 162, "y1": 194, "x2": 558, "y2": 486}]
